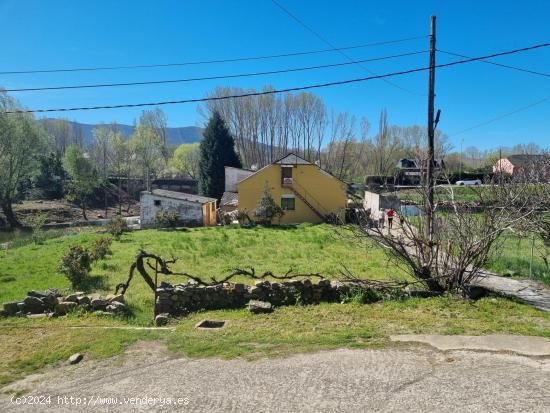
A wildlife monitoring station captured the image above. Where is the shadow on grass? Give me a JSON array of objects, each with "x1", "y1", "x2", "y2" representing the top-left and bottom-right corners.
[{"x1": 78, "y1": 274, "x2": 109, "y2": 292}]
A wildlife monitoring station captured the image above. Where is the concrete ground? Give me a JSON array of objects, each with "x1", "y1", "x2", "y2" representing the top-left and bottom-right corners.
[{"x1": 1, "y1": 337, "x2": 549, "y2": 413}]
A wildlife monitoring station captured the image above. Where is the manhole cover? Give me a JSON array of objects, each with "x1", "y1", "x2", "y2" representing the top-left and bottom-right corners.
[{"x1": 195, "y1": 319, "x2": 227, "y2": 330}]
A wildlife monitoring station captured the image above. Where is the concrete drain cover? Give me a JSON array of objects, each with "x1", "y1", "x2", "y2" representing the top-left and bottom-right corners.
[{"x1": 195, "y1": 320, "x2": 227, "y2": 330}]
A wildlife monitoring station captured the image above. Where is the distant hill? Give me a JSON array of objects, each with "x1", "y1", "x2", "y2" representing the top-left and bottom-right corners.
[{"x1": 42, "y1": 119, "x2": 203, "y2": 146}]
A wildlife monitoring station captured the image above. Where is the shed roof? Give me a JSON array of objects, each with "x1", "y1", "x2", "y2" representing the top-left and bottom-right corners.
[
  {"x1": 506, "y1": 154, "x2": 545, "y2": 167},
  {"x1": 220, "y1": 191, "x2": 239, "y2": 207},
  {"x1": 148, "y1": 189, "x2": 216, "y2": 204}
]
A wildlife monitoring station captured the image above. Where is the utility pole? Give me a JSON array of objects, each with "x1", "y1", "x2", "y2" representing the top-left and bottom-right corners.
[{"x1": 425, "y1": 15, "x2": 437, "y2": 244}]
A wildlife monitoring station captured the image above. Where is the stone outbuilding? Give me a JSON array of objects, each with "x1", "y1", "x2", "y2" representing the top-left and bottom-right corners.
[{"x1": 140, "y1": 189, "x2": 217, "y2": 228}]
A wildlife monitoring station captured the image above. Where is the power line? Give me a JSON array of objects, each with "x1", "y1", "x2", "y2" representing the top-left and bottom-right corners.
[
  {"x1": 0, "y1": 36, "x2": 428, "y2": 76},
  {"x1": 6, "y1": 42, "x2": 550, "y2": 114},
  {"x1": 271, "y1": 0, "x2": 423, "y2": 95},
  {"x1": 438, "y1": 49, "x2": 550, "y2": 78},
  {"x1": 449, "y1": 96, "x2": 550, "y2": 137},
  {"x1": 4, "y1": 50, "x2": 428, "y2": 93}
]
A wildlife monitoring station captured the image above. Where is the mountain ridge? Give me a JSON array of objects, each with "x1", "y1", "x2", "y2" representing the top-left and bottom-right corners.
[{"x1": 42, "y1": 119, "x2": 203, "y2": 146}]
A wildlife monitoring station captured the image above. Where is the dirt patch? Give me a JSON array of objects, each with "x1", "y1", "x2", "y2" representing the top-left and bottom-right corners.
[{"x1": 6, "y1": 200, "x2": 139, "y2": 226}]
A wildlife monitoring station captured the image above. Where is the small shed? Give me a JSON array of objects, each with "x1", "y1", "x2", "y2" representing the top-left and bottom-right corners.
[
  {"x1": 140, "y1": 189, "x2": 217, "y2": 228},
  {"x1": 363, "y1": 190, "x2": 401, "y2": 220}
]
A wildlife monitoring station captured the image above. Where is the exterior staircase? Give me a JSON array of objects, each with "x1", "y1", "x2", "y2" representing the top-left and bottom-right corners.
[{"x1": 290, "y1": 187, "x2": 325, "y2": 220}]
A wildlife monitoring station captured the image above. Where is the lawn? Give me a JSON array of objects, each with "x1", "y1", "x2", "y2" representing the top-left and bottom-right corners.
[
  {"x1": 1, "y1": 295, "x2": 548, "y2": 386},
  {"x1": 486, "y1": 232, "x2": 550, "y2": 285},
  {"x1": 393, "y1": 185, "x2": 486, "y2": 204},
  {"x1": 0, "y1": 224, "x2": 404, "y2": 323},
  {"x1": 1, "y1": 223, "x2": 549, "y2": 388}
]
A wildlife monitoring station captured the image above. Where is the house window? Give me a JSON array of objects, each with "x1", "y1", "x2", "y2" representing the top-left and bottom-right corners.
[
  {"x1": 281, "y1": 166, "x2": 293, "y2": 185},
  {"x1": 281, "y1": 195, "x2": 295, "y2": 211},
  {"x1": 154, "y1": 199, "x2": 161, "y2": 206}
]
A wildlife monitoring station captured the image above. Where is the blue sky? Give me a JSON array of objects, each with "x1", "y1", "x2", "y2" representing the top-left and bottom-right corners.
[{"x1": 1, "y1": 0, "x2": 549, "y2": 151}]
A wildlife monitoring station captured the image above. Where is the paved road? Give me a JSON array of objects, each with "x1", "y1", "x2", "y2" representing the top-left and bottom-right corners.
[
  {"x1": 1, "y1": 340, "x2": 549, "y2": 413},
  {"x1": 471, "y1": 271, "x2": 550, "y2": 312}
]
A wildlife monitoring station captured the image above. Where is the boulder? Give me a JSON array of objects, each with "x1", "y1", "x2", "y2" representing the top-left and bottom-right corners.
[
  {"x1": 106, "y1": 294, "x2": 125, "y2": 304},
  {"x1": 91, "y1": 298, "x2": 108, "y2": 311},
  {"x1": 64, "y1": 293, "x2": 80, "y2": 303},
  {"x1": 247, "y1": 300, "x2": 273, "y2": 314},
  {"x1": 55, "y1": 301, "x2": 78, "y2": 315},
  {"x1": 68, "y1": 353, "x2": 84, "y2": 364},
  {"x1": 155, "y1": 313, "x2": 170, "y2": 326},
  {"x1": 318, "y1": 279, "x2": 331, "y2": 287},
  {"x1": 301, "y1": 278, "x2": 312, "y2": 287},
  {"x1": 3, "y1": 301, "x2": 20, "y2": 316},
  {"x1": 233, "y1": 283, "x2": 246, "y2": 293},
  {"x1": 77, "y1": 295, "x2": 91, "y2": 306},
  {"x1": 23, "y1": 296, "x2": 46, "y2": 314},
  {"x1": 26, "y1": 313, "x2": 49, "y2": 319},
  {"x1": 106, "y1": 301, "x2": 127, "y2": 313}
]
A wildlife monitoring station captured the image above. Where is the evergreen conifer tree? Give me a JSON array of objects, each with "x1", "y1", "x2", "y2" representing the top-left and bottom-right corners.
[{"x1": 198, "y1": 111, "x2": 241, "y2": 199}]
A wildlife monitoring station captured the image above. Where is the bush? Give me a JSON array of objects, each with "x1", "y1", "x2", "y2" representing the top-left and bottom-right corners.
[
  {"x1": 342, "y1": 287, "x2": 383, "y2": 304},
  {"x1": 58, "y1": 245, "x2": 92, "y2": 289},
  {"x1": 90, "y1": 236, "x2": 112, "y2": 260},
  {"x1": 22, "y1": 213, "x2": 48, "y2": 245},
  {"x1": 253, "y1": 183, "x2": 284, "y2": 225},
  {"x1": 155, "y1": 210, "x2": 180, "y2": 229},
  {"x1": 106, "y1": 215, "x2": 128, "y2": 240}
]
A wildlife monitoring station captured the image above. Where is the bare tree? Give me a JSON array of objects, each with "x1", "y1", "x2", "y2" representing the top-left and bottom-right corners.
[{"x1": 345, "y1": 160, "x2": 550, "y2": 294}]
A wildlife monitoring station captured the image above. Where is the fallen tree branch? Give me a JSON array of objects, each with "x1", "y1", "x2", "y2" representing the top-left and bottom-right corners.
[{"x1": 115, "y1": 250, "x2": 325, "y2": 294}]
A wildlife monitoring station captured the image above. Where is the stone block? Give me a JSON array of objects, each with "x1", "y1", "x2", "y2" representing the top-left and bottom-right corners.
[
  {"x1": 248, "y1": 300, "x2": 273, "y2": 314},
  {"x1": 55, "y1": 301, "x2": 78, "y2": 315}
]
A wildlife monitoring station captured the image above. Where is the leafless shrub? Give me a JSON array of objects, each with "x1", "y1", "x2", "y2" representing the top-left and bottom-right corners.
[{"x1": 342, "y1": 154, "x2": 550, "y2": 294}]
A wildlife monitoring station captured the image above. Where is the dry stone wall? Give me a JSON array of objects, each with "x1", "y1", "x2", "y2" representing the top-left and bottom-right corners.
[{"x1": 156, "y1": 278, "x2": 353, "y2": 316}]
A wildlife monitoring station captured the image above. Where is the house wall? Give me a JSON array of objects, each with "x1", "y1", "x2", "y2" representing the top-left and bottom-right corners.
[
  {"x1": 363, "y1": 191, "x2": 380, "y2": 219},
  {"x1": 140, "y1": 193, "x2": 204, "y2": 228},
  {"x1": 363, "y1": 191, "x2": 401, "y2": 219},
  {"x1": 225, "y1": 167, "x2": 254, "y2": 192},
  {"x1": 493, "y1": 158, "x2": 515, "y2": 175},
  {"x1": 237, "y1": 164, "x2": 347, "y2": 224}
]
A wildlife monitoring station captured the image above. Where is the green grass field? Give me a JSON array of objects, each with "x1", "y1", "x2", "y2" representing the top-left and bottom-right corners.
[
  {"x1": 0, "y1": 224, "x2": 405, "y2": 324},
  {"x1": 486, "y1": 232, "x2": 550, "y2": 285},
  {"x1": 393, "y1": 185, "x2": 486, "y2": 204},
  {"x1": 1, "y1": 224, "x2": 549, "y2": 387}
]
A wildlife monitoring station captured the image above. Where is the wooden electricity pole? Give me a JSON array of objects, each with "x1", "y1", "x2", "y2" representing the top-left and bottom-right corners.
[{"x1": 425, "y1": 15, "x2": 437, "y2": 245}]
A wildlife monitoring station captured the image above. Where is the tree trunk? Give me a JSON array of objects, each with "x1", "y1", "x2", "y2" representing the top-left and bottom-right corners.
[
  {"x1": 1, "y1": 201, "x2": 22, "y2": 228},
  {"x1": 118, "y1": 179, "x2": 122, "y2": 215},
  {"x1": 81, "y1": 203, "x2": 88, "y2": 221}
]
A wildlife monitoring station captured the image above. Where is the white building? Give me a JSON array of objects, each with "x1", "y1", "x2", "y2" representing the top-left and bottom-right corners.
[
  {"x1": 219, "y1": 166, "x2": 254, "y2": 212},
  {"x1": 140, "y1": 189, "x2": 217, "y2": 228}
]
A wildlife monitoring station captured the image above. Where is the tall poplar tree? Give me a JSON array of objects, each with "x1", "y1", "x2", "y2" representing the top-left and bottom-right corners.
[{"x1": 198, "y1": 111, "x2": 241, "y2": 199}]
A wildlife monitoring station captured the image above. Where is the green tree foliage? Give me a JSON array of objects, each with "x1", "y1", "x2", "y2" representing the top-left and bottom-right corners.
[
  {"x1": 198, "y1": 111, "x2": 241, "y2": 199},
  {"x1": 0, "y1": 92, "x2": 45, "y2": 227},
  {"x1": 169, "y1": 143, "x2": 200, "y2": 178},
  {"x1": 33, "y1": 152, "x2": 66, "y2": 199},
  {"x1": 253, "y1": 183, "x2": 284, "y2": 225},
  {"x1": 63, "y1": 145, "x2": 99, "y2": 220},
  {"x1": 129, "y1": 123, "x2": 164, "y2": 190}
]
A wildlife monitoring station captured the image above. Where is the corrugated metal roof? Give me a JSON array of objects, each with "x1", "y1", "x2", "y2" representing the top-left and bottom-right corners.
[
  {"x1": 220, "y1": 191, "x2": 239, "y2": 206},
  {"x1": 148, "y1": 189, "x2": 217, "y2": 204}
]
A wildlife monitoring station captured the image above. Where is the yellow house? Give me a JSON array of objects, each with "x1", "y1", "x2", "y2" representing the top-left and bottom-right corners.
[{"x1": 237, "y1": 153, "x2": 348, "y2": 224}]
